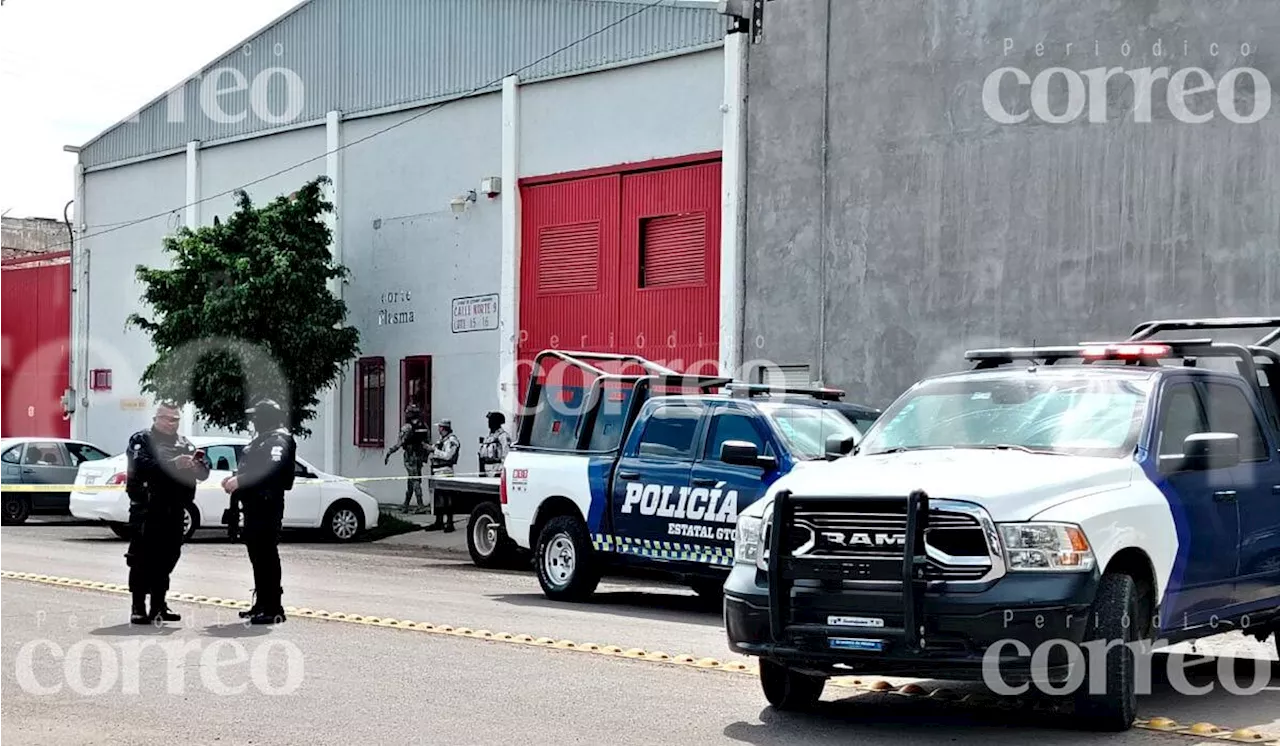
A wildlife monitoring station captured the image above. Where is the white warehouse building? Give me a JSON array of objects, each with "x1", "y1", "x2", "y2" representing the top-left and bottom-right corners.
[{"x1": 68, "y1": 0, "x2": 747, "y2": 500}]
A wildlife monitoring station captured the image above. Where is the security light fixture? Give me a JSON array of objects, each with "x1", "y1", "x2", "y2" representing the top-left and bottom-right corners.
[{"x1": 450, "y1": 190, "x2": 477, "y2": 215}]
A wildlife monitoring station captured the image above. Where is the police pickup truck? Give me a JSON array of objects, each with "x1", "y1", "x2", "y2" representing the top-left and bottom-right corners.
[
  {"x1": 499, "y1": 351, "x2": 880, "y2": 601},
  {"x1": 724, "y1": 317, "x2": 1280, "y2": 731}
]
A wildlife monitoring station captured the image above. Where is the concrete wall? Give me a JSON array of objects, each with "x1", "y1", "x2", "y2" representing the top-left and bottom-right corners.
[
  {"x1": 741, "y1": 0, "x2": 1280, "y2": 409},
  {"x1": 2, "y1": 217, "x2": 68, "y2": 259},
  {"x1": 79, "y1": 153, "x2": 187, "y2": 454}
]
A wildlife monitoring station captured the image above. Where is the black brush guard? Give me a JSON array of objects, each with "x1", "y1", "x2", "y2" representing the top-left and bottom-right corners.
[{"x1": 766, "y1": 488, "x2": 932, "y2": 655}]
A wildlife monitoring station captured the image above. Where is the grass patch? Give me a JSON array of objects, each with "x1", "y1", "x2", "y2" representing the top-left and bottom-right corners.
[{"x1": 361, "y1": 510, "x2": 424, "y2": 542}]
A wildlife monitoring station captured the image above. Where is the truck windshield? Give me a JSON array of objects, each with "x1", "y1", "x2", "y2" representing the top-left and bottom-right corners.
[
  {"x1": 857, "y1": 375, "x2": 1152, "y2": 458},
  {"x1": 757, "y1": 404, "x2": 865, "y2": 460}
]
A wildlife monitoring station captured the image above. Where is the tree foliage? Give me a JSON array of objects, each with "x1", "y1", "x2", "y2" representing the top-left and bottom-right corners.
[{"x1": 128, "y1": 176, "x2": 360, "y2": 437}]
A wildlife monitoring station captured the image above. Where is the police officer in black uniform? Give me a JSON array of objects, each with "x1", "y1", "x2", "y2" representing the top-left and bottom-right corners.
[
  {"x1": 222, "y1": 398, "x2": 296, "y2": 625},
  {"x1": 125, "y1": 401, "x2": 209, "y2": 624}
]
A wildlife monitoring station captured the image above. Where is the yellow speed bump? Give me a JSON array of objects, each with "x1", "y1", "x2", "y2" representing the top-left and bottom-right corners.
[{"x1": 6, "y1": 569, "x2": 1279, "y2": 745}]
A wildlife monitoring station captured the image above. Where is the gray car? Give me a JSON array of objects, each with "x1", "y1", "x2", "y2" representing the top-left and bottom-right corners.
[{"x1": 1, "y1": 437, "x2": 115, "y2": 524}]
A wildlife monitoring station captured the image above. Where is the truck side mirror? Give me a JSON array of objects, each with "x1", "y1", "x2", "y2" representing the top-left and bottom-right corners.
[
  {"x1": 721, "y1": 440, "x2": 776, "y2": 471},
  {"x1": 1181, "y1": 432, "x2": 1241, "y2": 471},
  {"x1": 825, "y1": 435, "x2": 856, "y2": 460}
]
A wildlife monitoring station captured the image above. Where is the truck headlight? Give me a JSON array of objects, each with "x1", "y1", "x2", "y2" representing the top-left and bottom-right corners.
[
  {"x1": 999, "y1": 522, "x2": 1095, "y2": 572},
  {"x1": 735, "y1": 515, "x2": 763, "y2": 566}
]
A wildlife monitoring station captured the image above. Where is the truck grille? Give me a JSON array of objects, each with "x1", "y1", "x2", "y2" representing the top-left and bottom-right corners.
[{"x1": 778, "y1": 498, "x2": 996, "y2": 583}]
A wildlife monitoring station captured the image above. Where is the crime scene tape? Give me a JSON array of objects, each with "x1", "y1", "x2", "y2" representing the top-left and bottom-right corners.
[{"x1": 0, "y1": 472, "x2": 495, "y2": 492}]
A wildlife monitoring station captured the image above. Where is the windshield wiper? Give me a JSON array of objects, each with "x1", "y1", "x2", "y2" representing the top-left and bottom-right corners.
[
  {"x1": 963, "y1": 444, "x2": 1059, "y2": 455},
  {"x1": 864, "y1": 445, "x2": 956, "y2": 455}
]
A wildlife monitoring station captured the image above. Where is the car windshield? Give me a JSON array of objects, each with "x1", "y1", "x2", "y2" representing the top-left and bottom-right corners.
[
  {"x1": 857, "y1": 374, "x2": 1152, "y2": 458},
  {"x1": 757, "y1": 403, "x2": 865, "y2": 460}
]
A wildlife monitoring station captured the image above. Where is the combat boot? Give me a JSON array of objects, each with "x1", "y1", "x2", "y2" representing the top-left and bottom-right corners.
[
  {"x1": 151, "y1": 599, "x2": 181, "y2": 623},
  {"x1": 131, "y1": 591, "x2": 152, "y2": 625},
  {"x1": 238, "y1": 589, "x2": 259, "y2": 619}
]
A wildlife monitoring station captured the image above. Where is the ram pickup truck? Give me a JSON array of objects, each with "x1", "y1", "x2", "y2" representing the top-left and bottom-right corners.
[
  {"x1": 724, "y1": 317, "x2": 1280, "y2": 732},
  {"x1": 500, "y1": 351, "x2": 881, "y2": 601}
]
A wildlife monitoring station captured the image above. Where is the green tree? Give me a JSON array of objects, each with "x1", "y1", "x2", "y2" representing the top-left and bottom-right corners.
[{"x1": 128, "y1": 176, "x2": 360, "y2": 436}]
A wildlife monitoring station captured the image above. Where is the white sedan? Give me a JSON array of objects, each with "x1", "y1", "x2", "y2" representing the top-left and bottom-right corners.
[{"x1": 69, "y1": 436, "x2": 380, "y2": 542}]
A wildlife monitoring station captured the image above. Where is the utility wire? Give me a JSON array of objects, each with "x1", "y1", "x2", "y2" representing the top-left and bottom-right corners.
[{"x1": 43, "y1": 0, "x2": 681, "y2": 253}]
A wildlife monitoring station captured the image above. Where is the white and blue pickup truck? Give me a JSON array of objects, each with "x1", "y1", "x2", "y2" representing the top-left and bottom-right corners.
[
  {"x1": 724, "y1": 317, "x2": 1280, "y2": 731},
  {"x1": 499, "y1": 351, "x2": 881, "y2": 602}
]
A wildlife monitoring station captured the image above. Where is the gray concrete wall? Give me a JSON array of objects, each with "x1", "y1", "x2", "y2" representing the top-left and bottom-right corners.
[
  {"x1": 741, "y1": 0, "x2": 1280, "y2": 409},
  {"x1": 2, "y1": 217, "x2": 68, "y2": 258}
]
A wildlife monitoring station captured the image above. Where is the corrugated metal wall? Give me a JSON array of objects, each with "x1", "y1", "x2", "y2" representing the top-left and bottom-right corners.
[
  {"x1": 80, "y1": 0, "x2": 726, "y2": 170},
  {"x1": 2, "y1": 259, "x2": 71, "y2": 438},
  {"x1": 517, "y1": 158, "x2": 721, "y2": 399}
]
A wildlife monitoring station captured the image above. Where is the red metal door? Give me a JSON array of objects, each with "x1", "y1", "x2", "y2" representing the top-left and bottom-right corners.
[
  {"x1": 616, "y1": 162, "x2": 721, "y2": 375},
  {"x1": 2, "y1": 257, "x2": 70, "y2": 438},
  {"x1": 518, "y1": 174, "x2": 621, "y2": 397},
  {"x1": 516, "y1": 159, "x2": 721, "y2": 403}
]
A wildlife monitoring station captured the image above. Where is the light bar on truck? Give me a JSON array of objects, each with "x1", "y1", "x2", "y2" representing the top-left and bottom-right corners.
[{"x1": 1079, "y1": 343, "x2": 1172, "y2": 359}]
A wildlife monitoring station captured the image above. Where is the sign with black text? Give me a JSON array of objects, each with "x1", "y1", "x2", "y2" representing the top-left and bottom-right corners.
[{"x1": 451, "y1": 293, "x2": 499, "y2": 333}]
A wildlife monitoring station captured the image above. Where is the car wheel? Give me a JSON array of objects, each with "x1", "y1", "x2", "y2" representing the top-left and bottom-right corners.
[
  {"x1": 534, "y1": 514, "x2": 600, "y2": 602},
  {"x1": 759, "y1": 658, "x2": 825, "y2": 711},
  {"x1": 2, "y1": 494, "x2": 31, "y2": 525},
  {"x1": 109, "y1": 522, "x2": 131, "y2": 540},
  {"x1": 1073, "y1": 572, "x2": 1143, "y2": 731},
  {"x1": 323, "y1": 500, "x2": 364, "y2": 542},
  {"x1": 467, "y1": 502, "x2": 516, "y2": 568},
  {"x1": 182, "y1": 505, "x2": 199, "y2": 542}
]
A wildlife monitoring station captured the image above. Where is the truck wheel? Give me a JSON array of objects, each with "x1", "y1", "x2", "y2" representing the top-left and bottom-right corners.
[
  {"x1": 759, "y1": 658, "x2": 825, "y2": 711},
  {"x1": 467, "y1": 502, "x2": 515, "y2": 568},
  {"x1": 534, "y1": 514, "x2": 600, "y2": 601},
  {"x1": 1073, "y1": 572, "x2": 1143, "y2": 731}
]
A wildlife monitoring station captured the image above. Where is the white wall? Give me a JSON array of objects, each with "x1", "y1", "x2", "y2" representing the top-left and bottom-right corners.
[
  {"x1": 336, "y1": 93, "x2": 505, "y2": 499},
  {"x1": 519, "y1": 48, "x2": 724, "y2": 177},
  {"x1": 75, "y1": 50, "x2": 725, "y2": 497},
  {"x1": 79, "y1": 153, "x2": 186, "y2": 454}
]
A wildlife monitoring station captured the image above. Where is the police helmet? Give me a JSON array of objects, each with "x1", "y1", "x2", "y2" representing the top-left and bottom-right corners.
[
  {"x1": 405, "y1": 404, "x2": 422, "y2": 420},
  {"x1": 487, "y1": 411, "x2": 506, "y2": 429},
  {"x1": 437, "y1": 419, "x2": 452, "y2": 432}
]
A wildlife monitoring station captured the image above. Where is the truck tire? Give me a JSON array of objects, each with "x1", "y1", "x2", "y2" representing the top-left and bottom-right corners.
[
  {"x1": 534, "y1": 514, "x2": 600, "y2": 602},
  {"x1": 759, "y1": 658, "x2": 825, "y2": 711},
  {"x1": 1073, "y1": 572, "x2": 1142, "y2": 731},
  {"x1": 467, "y1": 501, "x2": 516, "y2": 568}
]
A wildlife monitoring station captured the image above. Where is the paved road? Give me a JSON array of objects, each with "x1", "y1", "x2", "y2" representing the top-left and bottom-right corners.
[{"x1": 3, "y1": 521, "x2": 1279, "y2": 744}]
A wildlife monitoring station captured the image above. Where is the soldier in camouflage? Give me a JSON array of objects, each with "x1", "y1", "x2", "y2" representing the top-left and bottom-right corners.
[
  {"x1": 424, "y1": 419, "x2": 461, "y2": 532},
  {"x1": 478, "y1": 411, "x2": 511, "y2": 477},
  {"x1": 384, "y1": 404, "x2": 432, "y2": 513}
]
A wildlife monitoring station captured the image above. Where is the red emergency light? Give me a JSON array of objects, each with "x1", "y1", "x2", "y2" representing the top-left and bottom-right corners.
[{"x1": 1080, "y1": 343, "x2": 1172, "y2": 359}]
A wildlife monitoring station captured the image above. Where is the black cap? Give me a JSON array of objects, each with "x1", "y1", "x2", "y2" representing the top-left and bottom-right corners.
[{"x1": 246, "y1": 398, "x2": 284, "y2": 416}]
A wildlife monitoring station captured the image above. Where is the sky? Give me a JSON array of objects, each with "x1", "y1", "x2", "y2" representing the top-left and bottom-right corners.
[{"x1": 0, "y1": 0, "x2": 301, "y2": 220}]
